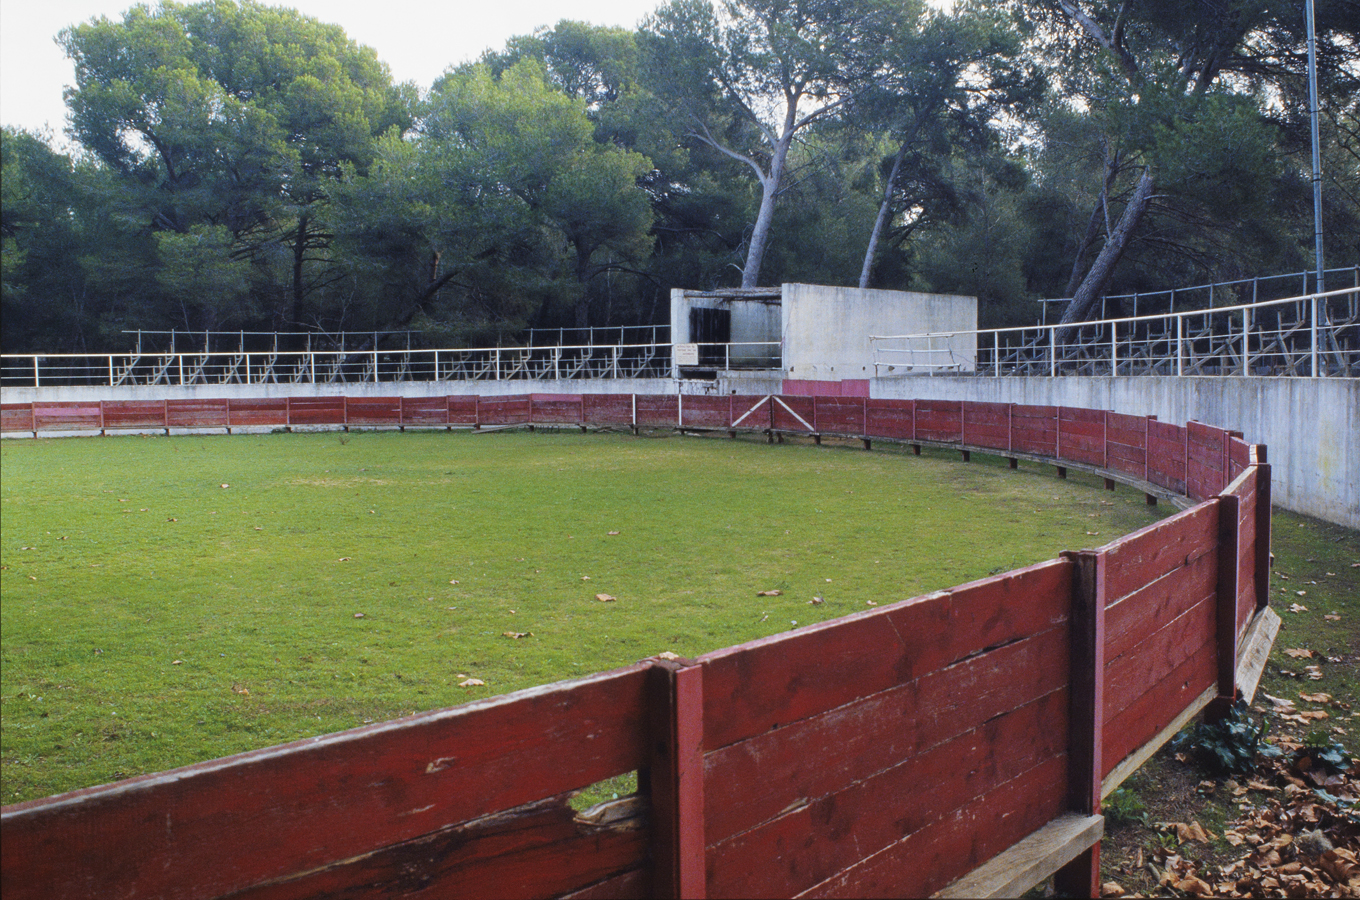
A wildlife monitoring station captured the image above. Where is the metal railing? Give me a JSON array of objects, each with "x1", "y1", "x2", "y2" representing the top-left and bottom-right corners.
[
  {"x1": 1, "y1": 340, "x2": 784, "y2": 388},
  {"x1": 873, "y1": 286, "x2": 1360, "y2": 378}
]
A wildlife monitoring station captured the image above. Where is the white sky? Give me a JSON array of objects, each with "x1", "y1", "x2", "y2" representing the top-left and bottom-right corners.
[{"x1": 0, "y1": 0, "x2": 664, "y2": 145}]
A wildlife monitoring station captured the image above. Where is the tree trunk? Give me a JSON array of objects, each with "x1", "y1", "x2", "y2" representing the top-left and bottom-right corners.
[
  {"x1": 1058, "y1": 170, "x2": 1154, "y2": 336},
  {"x1": 289, "y1": 212, "x2": 309, "y2": 326},
  {"x1": 741, "y1": 107, "x2": 799, "y2": 289},
  {"x1": 859, "y1": 142, "x2": 908, "y2": 290}
]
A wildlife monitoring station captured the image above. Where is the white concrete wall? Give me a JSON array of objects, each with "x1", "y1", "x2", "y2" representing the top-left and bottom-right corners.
[
  {"x1": 782, "y1": 283, "x2": 977, "y2": 381},
  {"x1": 872, "y1": 375, "x2": 1360, "y2": 529}
]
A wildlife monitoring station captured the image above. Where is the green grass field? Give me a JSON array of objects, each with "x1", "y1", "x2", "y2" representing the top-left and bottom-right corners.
[{"x1": 0, "y1": 428, "x2": 1173, "y2": 804}]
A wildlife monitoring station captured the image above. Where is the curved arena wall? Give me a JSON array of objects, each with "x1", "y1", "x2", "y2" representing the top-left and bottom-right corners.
[{"x1": 0, "y1": 394, "x2": 1278, "y2": 900}]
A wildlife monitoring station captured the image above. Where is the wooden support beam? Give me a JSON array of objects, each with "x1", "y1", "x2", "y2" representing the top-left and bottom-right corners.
[
  {"x1": 647, "y1": 659, "x2": 706, "y2": 899},
  {"x1": 1254, "y1": 461, "x2": 1272, "y2": 611},
  {"x1": 960, "y1": 449, "x2": 971, "y2": 462},
  {"x1": 1210, "y1": 495, "x2": 1241, "y2": 718},
  {"x1": 1056, "y1": 549, "x2": 1105, "y2": 898},
  {"x1": 1008, "y1": 457, "x2": 1019, "y2": 469},
  {"x1": 1103, "y1": 477, "x2": 1115, "y2": 491},
  {"x1": 934, "y1": 814, "x2": 1104, "y2": 899},
  {"x1": 1055, "y1": 465, "x2": 1068, "y2": 479}
]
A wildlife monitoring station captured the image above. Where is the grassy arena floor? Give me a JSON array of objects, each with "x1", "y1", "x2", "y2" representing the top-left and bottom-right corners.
[{"x1": 1, "y1": 428, "x2": 1169, "y2": 804}]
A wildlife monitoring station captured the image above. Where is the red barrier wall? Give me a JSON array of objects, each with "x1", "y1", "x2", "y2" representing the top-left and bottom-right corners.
[{"x1": 1, "y1": 393, "x2": 1272, "y2": 900}]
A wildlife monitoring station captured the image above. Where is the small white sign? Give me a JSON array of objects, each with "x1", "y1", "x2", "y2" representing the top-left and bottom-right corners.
[{"x1": 675, "y1": 343, "x2": 700, "y2": 366}]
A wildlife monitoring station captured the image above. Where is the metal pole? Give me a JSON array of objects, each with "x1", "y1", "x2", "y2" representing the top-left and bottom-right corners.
[{"x1": 1306, "y1": 0, "x2": 1325, "y2": 375}]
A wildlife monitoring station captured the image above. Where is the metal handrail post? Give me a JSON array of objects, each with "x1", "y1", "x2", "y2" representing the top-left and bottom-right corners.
[
  {"x1": 1049, "y1": 328, "x2": 1056, "y2": 378},
  {"x1": 1176, "y1": 316, "x2": 1184, "y2": 376}
]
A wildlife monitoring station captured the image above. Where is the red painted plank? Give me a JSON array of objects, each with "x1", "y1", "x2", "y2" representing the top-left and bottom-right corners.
[
  {"x1": 635, "y1": 395, "x2": 677, "y2": 427},
  {"x1": 32, "y1": 402, "x2": 101, "y2": 432},
  {"x1": 479, "y1": 395, "x2": 531, "y2": 426},
  {"x1": 772, "y1": 395, "x2": 815, "y2": 433},
  {"x1": 812, "y1": 397, "x2": 866, "y2": 435},
  {"x1": 1105, "y1": 593, "x2": 1216, "y2": 724},
  {"x1": 530, "y1": 394, "x2": 583, "y2": 426},
  {"x1": 346, "y1": 396, "x2": 402, "y2": 426},
  {"x1": 864, "y1": 399, "x2": 914, "y2": 441},
  {"x1": 448, "y1": 395, "x2": 479, "y2": 426},
  {"x1": 230, "y1": 796, "x2": 650, "y2": 900},
  {"x1": 166, "y1": 399, "x2": 229, "y2": 428},
  {"x1": 562, "y1": 868, "x2": 652, "y2": 899},
  {"x1": 1, "y1": 665, "x2": 652, "y2": 900},
  {"x1": 800, "y1": 755, "x2": 1068, "y2": 899},
  {"x1": 1, "y1": 404, "x2": 35, "y2": 433},
  {"x1": 227, "y1": 398, "x2": 288, "y2": 428},
  {"x1": 1010, "y1": 404, "x2": 1058, "y2": 456},
  {"x1": 700, "y1": 559, "x2": 1072, "y2": 751},
  {"x1": 1058, "y1": 408, "x2": 1106, "y2": 467},
  {"x1": 1146, "y1": 421, "x2": 1187, "y2": 493},
  {"x1": 729, "y1": 395, "x2": 771, "y2": 430},
  {"x1": 1101, "y1": 502, "x2": 1218, "y2": 603},
  {"x1": 915, "y1": 399, "x2": 962, "y2": 443},
  {"x1": 402, "y1": 395, "x2": 449, "y2": 426},
  {"x1": 1103, "y1": 642, "x2": 1216, "y2": 775},
  {"x1": 961, "y1": 402, "x2": 1009, "y2": 451},
  {"x1": 679, "y1": 395, "x2": 730, "y2": 429},
  {"x1": 706, "y1": 691, "x2": 1068, "y2": 898},
  {"x1": 582, "y1": 394, "x2": 633, "y2": 427},
  {"x1": 702, "y1": 627, "x2": 1070, "y2": 845},
  {"x1": 286, "y1": 396, "x2": 346, "y2": 426},
  {"x1": 1105, "y1": 545, "x2": 1218, "y2": 664},
  {"x1": 101, "y1": 400, "x2": 165, "y2": 429}
]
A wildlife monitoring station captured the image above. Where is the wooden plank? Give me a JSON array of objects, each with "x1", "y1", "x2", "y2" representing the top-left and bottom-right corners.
[
  {"x1": 345, "y1": 396, "x2": 403, "y2": 426},
  {"x1": 772, "y1": 394, "x2": 815, "y2": 433},
  {"x1": 864, "y1": 399, "x2": 914, "y2": 441},
  {"x1": 286, "y1": 396, "x2": 346, "y2": 426},
  {"x1": 702, "y1": 628, "x2": 1071, "y2": 844},
  {"x1": 402, "y1": 395, "x2": 449, "y2": 426},
  {"x1": 934, "y1": 814, "x2": 1104, "y2": 899},
  {"x1": 915, "y1": 399, "x2": 962, "y2": 443},
  {"x1": 1236, "y1": 606, "x2": 1280, "y2": 705},
  {"x1": 1253, "y1": 462, "x2": 1272, "y2": 611},
  {"x1": 562, "y1": 868, "x2": 652, "y2": 899},
  {"x1": 101, "y1": 400, "x2": 167, "y2": 430},
  {"x1": 447, "y1": 395, "x2": 479, "y2": 427},
  {"x1": 32, "y1": 402, "x2": 102, "y2": 432},
  {"x1": 1103, "y1": 641, "x2": 1216, "y2": 775},
  {"x1": 1102, "y1": 607, "x2": 1278, "y2": 797},
  {"x1": 1101, "y1": 502, "x2": 1218, "y2": 604},
  {"x1": 812, "y1": 396, "x2": 867, "y2": 436},
  {"x1": 1105, "y1": 593, "x2": 1216, "y2": 723},
  {"x1": 1214, "y1": 492, "x2": 1241, "y2": 710},
  {"x1": 227, "y1": 398, "x2": 288, "y2": 428},
  {"x1": 678, "y1": 394, "x2": 729, "y2": 430},
  {"x1": 1, "y1": 403, "x2": 35, "y2": 433},
  {"x1": 1104, "y1": 546, "x2": 1218, "y2": 664},
  {"x1": 707, "y1": 691, "x2": 1069, "y2": 899},
  {"x1": 798, "y1": 755, "x2": 1068, "y2": 899},
  {"x1": 634, "y1": 395, "x2": 678, "y2": 428},
  {"x1": 166, "y1": 398, "x2": 229, "y2": 429},
  {"x1": 961, "y1": 402, "x2": 1010, "y2": 451},
  {"x1": 581, "y1": 394, "x2": 634, "y2": 427},
  {"x1": 699, "y1": 559, "x2": 1072, "y2": 751},
  {"x1": 1010, "y1": 404, "x2": 1058, "y2": 456},
  {"x1": 228, "y1": 793, "x2": 650, "y2": 900},
  {"x1": 0, "y1": 665, "x2": 652, "y2": 900}
]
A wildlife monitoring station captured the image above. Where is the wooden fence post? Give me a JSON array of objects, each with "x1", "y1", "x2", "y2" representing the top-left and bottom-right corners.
[
  {"x1": 1210, "y1": 495, "x2": 1241, "y2": 718},
  {"x1": 1253, "y1": 454, "x2": 1272, "y2": 612},
  {"x1": 648, "y1": 659, "x2": 707, "y2": 899},
  {"x1": 1056, "y1": 549, "x2": 1106, "y2": 899}
]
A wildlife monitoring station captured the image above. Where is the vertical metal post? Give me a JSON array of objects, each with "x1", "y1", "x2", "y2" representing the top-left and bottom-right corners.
[
  {"x1": 1049, "y1": 328, "x2": 1057, "y2": 378},
  {"x1": 1110, "y1": 322, "x2": 1118, "y2": 376},
  {"x1": 1176, "y1": 316, "x2": 1184, "y2": 376},
  {"x1": 108, "y1": 356, "x2": 114, "y2": 387},
  {"x1": 1243, "y1": 309, "x2": 1250, "y2": 376}
]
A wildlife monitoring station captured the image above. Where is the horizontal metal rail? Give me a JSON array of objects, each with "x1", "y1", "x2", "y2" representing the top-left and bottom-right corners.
[
  {"x1": 0, "y1": 341, "x2": 782, "y2": 389},
  {"x1": 874, "y1": 287, "x2": 1360, "y2": 378}
]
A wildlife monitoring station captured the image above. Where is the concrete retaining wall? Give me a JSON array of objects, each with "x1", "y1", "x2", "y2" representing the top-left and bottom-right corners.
[{"x1": 872, "y1": 375, "x2": 1359, "y2": 529}]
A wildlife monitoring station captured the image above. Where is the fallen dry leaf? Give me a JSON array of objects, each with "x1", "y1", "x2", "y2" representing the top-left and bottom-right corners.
[
  {"x1": 337, "y1": 557, "x2": 352, "y2": 562},
  {"x1": 501, "y1": 631, "x2": 531, "y2": 639},
  {"x1": 449, "y1": 579, "x2": 460, "y2": 584},
  {"x1": 1300, "y1": 692, "x2": 1333, "y2": 703},
  {"x1": 459, "y1": 678, "x2": 485, "y2": 687},
  {"x1": 606, "y1": 530, "x2": 620, "y2": 536},
  {"x1": 171, "y1": 659, "x2": 183, "y2": 666},
  {"x1": 353, "y1": 612, "x2": 365, "y2": 618},
  {"x1": 1285, "y1": 648, "x2": 1314, "y2": 658},
  {"x1": 220, "y1": 484, "x2": 229, "y2": 489},
  {"x1": 657, "y1": 651, "x2": 681, "y2": 660},
  {"x1": 756, "y1": 589, "x2": 783, "y2": 597},
  {"x1": 1289, "y1": 603, "x2": 1308, "y2": 613},
  {"x1": 1305, "y1": 665, "x2": 1324, "y2": 680},
  {"x1": 595, "y1": 593, "x2": 616, "y2": 602},
  {"x1": 1100, "y1": 882, "x2": 1125, "y2": 897},
  {"x1": 1324, "y1": 613, "x2": 1341, "y2": 621}
]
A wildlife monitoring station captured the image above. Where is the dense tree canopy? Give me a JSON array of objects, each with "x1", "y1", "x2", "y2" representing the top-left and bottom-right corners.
[{"x1": 2, "y1": 0, "x2": 1356, "y2": 353}]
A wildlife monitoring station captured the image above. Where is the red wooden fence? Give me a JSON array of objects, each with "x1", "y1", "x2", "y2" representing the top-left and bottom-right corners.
[{"x1": 1, "y1": 393, "x2": 1275, "y2": 899}]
